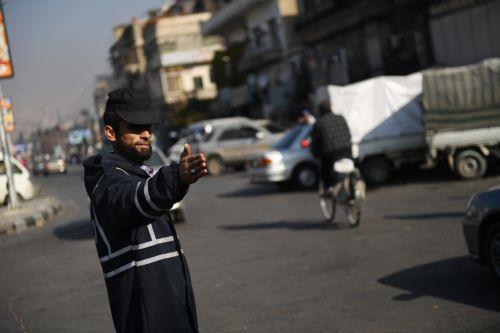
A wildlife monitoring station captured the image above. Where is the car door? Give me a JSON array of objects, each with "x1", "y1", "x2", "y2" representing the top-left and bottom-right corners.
[
  {"x1": 215, "y1": 126, "x2": 252, "y2": 164},
  {"x1": 240, "y1": 125, "x2": 273, "y2": 161}
]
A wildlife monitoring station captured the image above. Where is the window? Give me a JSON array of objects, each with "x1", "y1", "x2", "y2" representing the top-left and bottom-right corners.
[
  {"x1": 264, "y1": 123, "x2": 285, "y2": 133},
  {"x1": 193, "y1": 76, "x2": 204, "y2": 90},
  {"x1": 267, "y1": 19, "x2": 280, "y2": 47},
  {"x1": 12, "y1": 163, "x2": 22, "y2": 174},
  {"x1": 252, "y1": 26, "x2": 264, "y2": 48},
  {"x1": 239, "y1": 126, "x2": 259, "y2": 139},
  {"x1": 166, "y1": 72, "x2": 182, "y2": 92},
  {"x1": 159, "y1": 41, "x2": 177, "y2": 54},
  {"x1": 218, "y1": 128, "x2": 240, "y2": 141},
  {"x1": 0, "y1": 161, "x2": 22, "y2": 174}
]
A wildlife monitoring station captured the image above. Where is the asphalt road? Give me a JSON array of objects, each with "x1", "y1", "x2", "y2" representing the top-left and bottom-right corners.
[{"x1": 1, "y1": 164, "x2": 500, "y2": 332}]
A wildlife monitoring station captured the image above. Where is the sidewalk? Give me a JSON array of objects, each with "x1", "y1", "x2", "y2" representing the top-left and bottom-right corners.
[{"x1": 0, "y1": 197, "x2": 63, "y2": 235}]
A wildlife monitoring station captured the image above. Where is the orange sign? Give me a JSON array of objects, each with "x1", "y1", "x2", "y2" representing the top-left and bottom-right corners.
[
  {"x1": 0, "y1": 6, "x2": 13, "y2": 79},
  {"x1": 2, "y1": 97, "x2": 14, "y2": 132}
]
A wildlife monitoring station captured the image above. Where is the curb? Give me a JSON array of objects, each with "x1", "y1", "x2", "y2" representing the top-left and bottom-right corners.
[{"x1": 0, "y1": 198, "x2": 63, "y2": 236}]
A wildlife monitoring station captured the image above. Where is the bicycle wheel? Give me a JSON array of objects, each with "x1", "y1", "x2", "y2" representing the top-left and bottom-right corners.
[{"x1": 319, "y1": 186, "x2": 336, "y2": 223}]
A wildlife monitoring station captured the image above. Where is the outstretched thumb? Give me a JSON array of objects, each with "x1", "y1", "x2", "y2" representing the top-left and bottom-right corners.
[{"x1": 181, "y1": 143, "x2": 192, "y2": 159}]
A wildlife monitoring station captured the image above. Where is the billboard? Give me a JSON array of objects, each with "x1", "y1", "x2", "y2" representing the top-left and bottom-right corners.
[
  {"x1": 68, "y1": 128, "x2": 91, "y2": 145},
  {"x1": 0, "y1": 5, "x2": 13, "y2": 79},
  {"x1": 1, "y1": 96, "x2": 14, "y2": 132}
]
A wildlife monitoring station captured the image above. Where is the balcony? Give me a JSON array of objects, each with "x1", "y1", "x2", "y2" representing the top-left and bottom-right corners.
[
  {"x1": 201, "y1": 0, "x2": 266, "y2": 35},
  {"x1": 239, "y1": 38, "x2": 284, "y2": 72}
]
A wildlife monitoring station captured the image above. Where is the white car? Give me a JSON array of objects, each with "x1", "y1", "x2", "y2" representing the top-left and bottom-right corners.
[{"x1": 0, "y1": 156, "x2": 36, "y2": 205}]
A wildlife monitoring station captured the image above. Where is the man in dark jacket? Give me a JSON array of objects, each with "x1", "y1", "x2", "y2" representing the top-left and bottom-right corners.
[
  {"x1": 311, "y1": 99, "x2": 352, "y2": 193},
  {"x1": 83, "y1": 88, "x2": 207, "y2": 333}
]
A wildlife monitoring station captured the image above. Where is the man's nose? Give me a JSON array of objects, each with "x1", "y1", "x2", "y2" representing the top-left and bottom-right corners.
[{"x1": 140, "y1": 129, "x2": 152, "y2": 140}]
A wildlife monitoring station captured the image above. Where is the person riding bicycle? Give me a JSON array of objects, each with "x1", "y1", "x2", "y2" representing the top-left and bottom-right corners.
[{"x1": 311, "y1": 99, "x2": 352, "y2": 196}]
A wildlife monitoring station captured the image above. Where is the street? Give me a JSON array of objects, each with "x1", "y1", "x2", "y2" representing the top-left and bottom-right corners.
[{"x1": 1, "y1": 165, "x2": 500, "y2": 333}]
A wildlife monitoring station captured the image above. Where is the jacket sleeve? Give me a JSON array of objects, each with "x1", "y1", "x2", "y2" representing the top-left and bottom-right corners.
[{"x1": 93, "y1": 164, "x2": 189, "y2": 229}]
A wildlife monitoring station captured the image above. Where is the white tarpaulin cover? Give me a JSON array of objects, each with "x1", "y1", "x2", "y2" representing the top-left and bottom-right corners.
[{"x1": 316, "y1": 73, "x2": 424, "y2": 144}]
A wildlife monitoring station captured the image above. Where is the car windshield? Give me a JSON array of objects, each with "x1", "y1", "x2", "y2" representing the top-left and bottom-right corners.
[
  {"x1": 264, "y1": 122, "x2": 285, "y2": 133},
  {"x1": 273, "y1": 125, "x2": 307, "y2": 150},
  {"x1": 181, "y1": 124, "x2": 214, "y2": 143}
]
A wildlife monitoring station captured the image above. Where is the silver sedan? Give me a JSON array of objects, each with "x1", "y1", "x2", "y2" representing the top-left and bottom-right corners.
[{"x1": 249, "y1": 124, "x2": 320, "y2": 190}]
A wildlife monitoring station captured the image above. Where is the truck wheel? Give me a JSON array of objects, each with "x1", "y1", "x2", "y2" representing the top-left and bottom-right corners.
[
  {"x1": 361, "y1": 157, "x2": 392, "y2": 185},
  {"x1": 207, "y1": 156, "x2": 225, "y2": 176},
  {"x1": 292, "y1": 164, "x2": 318, "y2": 190},
  {"x1": 454, "y1": 150, "x2": 487, "y2": 179}
]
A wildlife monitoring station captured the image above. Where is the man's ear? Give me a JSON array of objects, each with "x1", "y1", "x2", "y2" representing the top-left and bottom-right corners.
[{"x1": 104, "y1": 125, "x2": 117, "y2": 143}]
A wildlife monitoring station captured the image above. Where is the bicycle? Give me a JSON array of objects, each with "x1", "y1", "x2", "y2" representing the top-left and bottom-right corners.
[{"x1": 319, "y1": 158, "x2": 366, "y2": 227}]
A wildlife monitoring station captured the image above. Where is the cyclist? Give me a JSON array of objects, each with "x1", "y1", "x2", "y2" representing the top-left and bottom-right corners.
[{"x1": 311, "y1": 99, "x2": 352, "y2": 196}]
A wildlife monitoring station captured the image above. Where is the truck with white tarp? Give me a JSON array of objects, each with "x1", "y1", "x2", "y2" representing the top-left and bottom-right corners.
[
  {"x1": 316, "y1": 58, "x2": 500, "y2": 184},
  {"x1": 316, "y1": 72, "x2": 427, "y2": 184}
]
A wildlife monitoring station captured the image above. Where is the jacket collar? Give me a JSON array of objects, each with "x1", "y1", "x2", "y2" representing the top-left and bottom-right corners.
[{"x1": 103, "y1": 151, "x2": 150, "y2": 178}]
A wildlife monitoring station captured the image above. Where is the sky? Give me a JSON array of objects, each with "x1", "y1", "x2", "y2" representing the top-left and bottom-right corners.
[{"x1": 2, "y1": 0, "x2": 168, "y2": 137}]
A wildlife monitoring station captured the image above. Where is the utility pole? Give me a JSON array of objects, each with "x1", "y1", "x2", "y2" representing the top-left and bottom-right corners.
[
  {"x1": 0, "y1": 1, "x2": 18, "y2": 208},
  {"x1": 0, "y1": 84, "x2": 18, "y2": 208}
]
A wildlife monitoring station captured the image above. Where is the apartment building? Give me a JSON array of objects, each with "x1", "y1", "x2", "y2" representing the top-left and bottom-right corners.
[
  {"x1": 142, "y1": 10, "x2": 223, "y2": 115},
  {"x1": 109, "y1": 18, "x2": 149, "y2": 90},
  {"x1": 202, "y1": 0, "x2": 302, "y2": 122}
]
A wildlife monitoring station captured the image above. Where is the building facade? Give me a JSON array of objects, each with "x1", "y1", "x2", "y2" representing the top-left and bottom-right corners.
[
  {"x1": 295, "y1": 0, "x2": 500, "y2": 94},
  {"x1": 428, "y1": 0, "x2": 500, "y2": 67},
  {"x1": 109, "y1": 18, "x2": 149, "y2": 90},
  {"x1": 202, "y1": 0, "x2": 303, "y2": 123},
  {"x1": 142, "y1": 11, "x2": 223, "y2": 115}
]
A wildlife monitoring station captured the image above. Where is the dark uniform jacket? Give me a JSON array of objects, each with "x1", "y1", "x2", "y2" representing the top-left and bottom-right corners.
[
  {"x1": 311, "y1": 113, "x2": 352, "y2": 158},
  {"x1": 83, "y1": 152, "x2": 198, "y2": 333}
]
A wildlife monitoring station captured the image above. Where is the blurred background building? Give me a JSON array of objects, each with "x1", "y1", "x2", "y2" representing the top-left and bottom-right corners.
[{"x1": 90, "y1": 0, "x2": 500, "y2": 143}]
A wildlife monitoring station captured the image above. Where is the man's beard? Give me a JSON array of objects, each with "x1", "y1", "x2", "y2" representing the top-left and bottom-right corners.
[{"x1": 116, "y1": 137, "x2": 152, "y2": 163}]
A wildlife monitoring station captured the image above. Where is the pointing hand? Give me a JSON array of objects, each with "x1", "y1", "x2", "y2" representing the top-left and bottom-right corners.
[{"x1": 179, "y1": 143, "x2": 207, "y2": 184}]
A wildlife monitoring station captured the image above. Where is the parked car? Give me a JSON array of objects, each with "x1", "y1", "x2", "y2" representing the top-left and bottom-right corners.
[
  {"x1": 0, "y1": 156, "x2": 36, "y2": 205},
  {"x1": 43, "y1": 154, "x2": 67, "y2": 176},
  {"x1": 249, "y1": 124, "x2": 320, "y2": 190},
  {"x1": 169, "y1": 117, "x2": 285, "y2": 175},
  {"x1": 463, "y1": 186, "x2": 500, "y2": 278},
  {"x1": 144, "y1": 146, "x2": 187, "y2": 223}
]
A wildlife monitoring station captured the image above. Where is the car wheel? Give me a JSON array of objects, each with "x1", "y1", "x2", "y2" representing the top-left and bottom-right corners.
[
  {"x1": 455, "y1": 150, "x2": 487, "y2": 179},
  {"x1": 292, "y1": 164, "x2": 318, "y2": 190},
  {"x1": 207, "y1": 156, "x2": 225, "y2": 176},
  {"x1": 486, "y1": 223, "x2": 500, "y2": 279},
  {"x1": 361, "y1": 156, "x2": 393, "y2": 185}
]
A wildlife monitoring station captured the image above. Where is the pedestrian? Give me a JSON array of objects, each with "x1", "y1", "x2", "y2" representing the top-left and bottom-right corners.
[{"x1": 83, "y1": 88, "x2": 207, "y2": 333}]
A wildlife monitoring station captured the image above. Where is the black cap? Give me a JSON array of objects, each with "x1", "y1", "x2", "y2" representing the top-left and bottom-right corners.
[{"x1": 105, "y1": 88, "x2": 161, "y2": 125}]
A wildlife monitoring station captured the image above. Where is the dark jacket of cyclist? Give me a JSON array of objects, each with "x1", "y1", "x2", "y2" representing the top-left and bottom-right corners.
[{"x1": 311, "y1": 100, "x2": 352, "y2": 190}]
